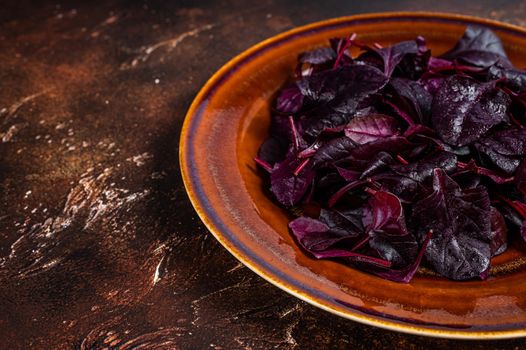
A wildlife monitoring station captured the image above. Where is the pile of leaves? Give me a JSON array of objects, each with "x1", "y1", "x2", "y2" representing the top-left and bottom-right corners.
[{"x1": 255, "y1": 26, "x2": 526, "y2": 282}]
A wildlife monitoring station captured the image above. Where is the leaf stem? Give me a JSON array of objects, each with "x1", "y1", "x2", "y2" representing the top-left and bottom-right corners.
[
  {"x1": 333, "y1": 33, "x2": 356, "y2": 69},
  {"x1": 289, "y1": 115, "x2": 300, "y2": 152},
  {"x1": 254, "y1": 157, "x2": 272, "y2": 172},
  {"x1": 293, "y1": 158, "x2": 310, "y2": 176}
]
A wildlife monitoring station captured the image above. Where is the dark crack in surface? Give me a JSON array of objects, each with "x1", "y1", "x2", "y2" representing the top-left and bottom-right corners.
[{"x1": 2, "y1": 1, "x2": 526, "y2": 349}]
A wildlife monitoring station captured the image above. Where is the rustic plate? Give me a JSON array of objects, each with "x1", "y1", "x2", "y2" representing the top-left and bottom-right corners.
[{"x1": 180, "y1": 12, "x2": 526, "y2": 339}]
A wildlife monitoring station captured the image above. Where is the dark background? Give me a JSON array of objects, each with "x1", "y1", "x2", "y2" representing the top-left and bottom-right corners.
[{"x1": 1, "y1": 1, "x2": 526, "y2": 349}]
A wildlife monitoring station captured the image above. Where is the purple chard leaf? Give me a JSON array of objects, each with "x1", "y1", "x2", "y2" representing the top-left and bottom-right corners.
[
  {"x1": 431, "y1": 75, "x2": 510, "y2": 146},
  {"x1": 411, "y1": 169, "x2": 492, "y2": 280}
]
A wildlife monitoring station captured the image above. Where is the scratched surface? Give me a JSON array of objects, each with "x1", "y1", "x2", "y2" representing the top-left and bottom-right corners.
[{"x1": 2, "y1": 1, "x2": 526, "y2": 349}]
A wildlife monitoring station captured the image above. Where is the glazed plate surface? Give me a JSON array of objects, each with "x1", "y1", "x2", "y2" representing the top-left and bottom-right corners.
[{"x1": 180, "y1": 12, "x2": 526, "y2": 339}]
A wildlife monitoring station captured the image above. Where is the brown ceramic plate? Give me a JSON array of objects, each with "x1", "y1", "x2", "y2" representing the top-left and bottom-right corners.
[{"x1": 180, "y1": 12, "x2": 526, "y2": 339}]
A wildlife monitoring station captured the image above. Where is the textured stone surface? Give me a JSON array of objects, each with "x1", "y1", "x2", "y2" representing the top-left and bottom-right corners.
[{"x1": 1, "y1": 1, "x2": 526, "y2": 349}]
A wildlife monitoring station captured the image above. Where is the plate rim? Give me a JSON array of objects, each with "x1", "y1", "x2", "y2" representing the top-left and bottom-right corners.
[{"x1": 180, "y1": 11, "x2": 526, "y2": 339}]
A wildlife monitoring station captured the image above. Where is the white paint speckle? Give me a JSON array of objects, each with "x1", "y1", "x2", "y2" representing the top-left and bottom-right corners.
[
  {"x1": 152, "y1": 258, "x2": 163, "y2": 285},
  {"x1": 150, "y1": 171, "x2": 166, "y2": 179},
  {"x1": 126, "y1": 152, "x2": 153, "y2": 167}
]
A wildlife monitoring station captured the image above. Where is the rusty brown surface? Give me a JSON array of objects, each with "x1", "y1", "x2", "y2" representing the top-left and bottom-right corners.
[{"x1": 2, "y1": 1, "x2": 526, "y2": 349}]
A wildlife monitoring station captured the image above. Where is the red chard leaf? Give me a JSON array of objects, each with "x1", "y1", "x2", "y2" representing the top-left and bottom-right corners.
[
  {"x1": 258, "y1": 26, "x2": 526, "y2": 282},
  {"x1": 411, "y1": 169, "x2": 492, "y2": 280},
  {"x1": 441, "y1": 26, "x2": 512, "y2": 68},
  {"x1": 344, "y1": 114, "x2": 400, "y2": 144},
  {"x1": 431, "y1": 76, "x2": 510, "y2": 147}
]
